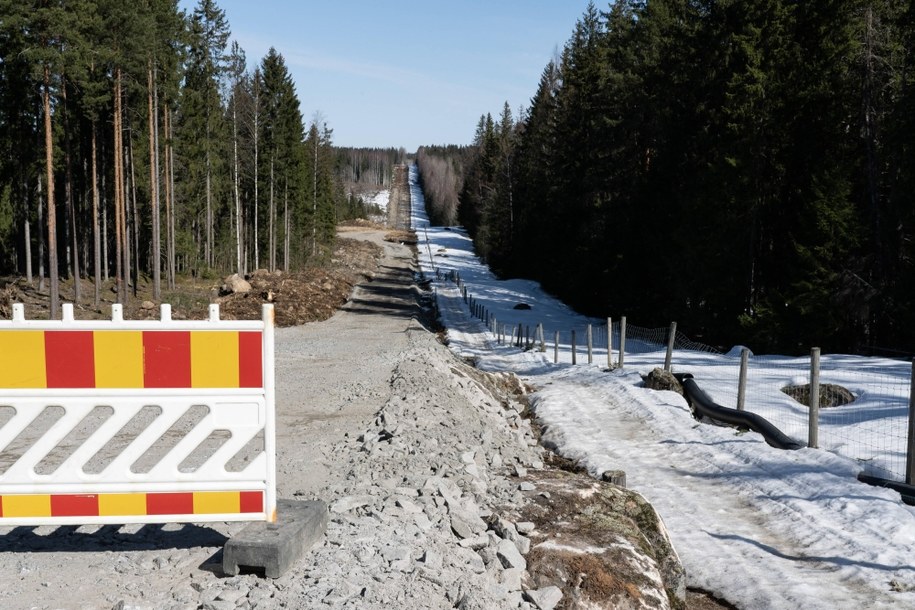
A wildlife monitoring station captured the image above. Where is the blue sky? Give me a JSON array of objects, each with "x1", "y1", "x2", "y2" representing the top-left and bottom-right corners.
[{"x1": 178, "y1": 0, "x2": 595, "y2": 151}]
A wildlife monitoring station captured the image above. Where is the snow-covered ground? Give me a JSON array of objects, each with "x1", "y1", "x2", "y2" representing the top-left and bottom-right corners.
[
  {"x1": 366, "y1": 190, "x2": 390, "y2": 214},
  {"x1": 408, "y1": 165, "x2": 915, "y2": 609}
]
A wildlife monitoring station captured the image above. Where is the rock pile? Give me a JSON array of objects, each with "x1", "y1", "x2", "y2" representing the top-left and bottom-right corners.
[
  {"x1": 284, "y1": 329, "x2": 549, "y2": 609},
  {"x1": 260, "y1": 327, "x2": 686, "y2": 609}
]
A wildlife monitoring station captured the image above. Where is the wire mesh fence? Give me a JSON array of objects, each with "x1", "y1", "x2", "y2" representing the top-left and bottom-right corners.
[{"x1": 436, "y1": 271, "x2": 915, "y2": 484}]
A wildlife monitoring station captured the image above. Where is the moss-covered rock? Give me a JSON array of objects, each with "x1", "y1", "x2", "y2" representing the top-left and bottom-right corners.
[
  {"x1": 781, "y1": 383, "x2": 855, "y2": 407},
  {"x1": 642, "y1": 368, "x2": 684, "y2": 396},
  {"x1": 509, "y1": 469, "x2": 686, "y2": 609}
]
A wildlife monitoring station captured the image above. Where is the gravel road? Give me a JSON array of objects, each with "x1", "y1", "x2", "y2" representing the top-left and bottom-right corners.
[{"x1": 0, "y1": 230, "x2": 553, "y2": 610}]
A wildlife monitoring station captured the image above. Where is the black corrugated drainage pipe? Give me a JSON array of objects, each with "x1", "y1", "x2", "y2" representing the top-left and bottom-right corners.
[
  {"x1": 672, "y1": 375, "x2": 915, "y2": 504},
  {"x1": 856, "y1": 474, "x2": 915, "y2": 506},
  {"x1": 674, "y1": 373, "x2": 805, "y2": 451}
]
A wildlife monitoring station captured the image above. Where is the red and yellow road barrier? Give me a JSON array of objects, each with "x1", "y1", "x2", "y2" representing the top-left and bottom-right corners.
[
  {"x1": 0, "y1": 490, "x2": 264, "y2": 518},
  {"x1": 0, "y1": 330, "x2": 263, "y2": 389}
]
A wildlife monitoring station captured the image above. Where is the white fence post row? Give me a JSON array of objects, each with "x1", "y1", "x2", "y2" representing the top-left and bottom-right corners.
[
  {"x1": 0, "y1": 303, "x2": 277, "y2": 526},
  {"x1": 809, "y1": 347, "x2": 821, "y2": 449}
]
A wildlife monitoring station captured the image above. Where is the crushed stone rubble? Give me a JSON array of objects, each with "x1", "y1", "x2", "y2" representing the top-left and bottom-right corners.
[{"x1": 287, "y1": 328, "x2": 551, "y2": 609}]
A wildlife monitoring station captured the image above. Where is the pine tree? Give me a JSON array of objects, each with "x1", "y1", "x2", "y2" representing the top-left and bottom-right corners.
[
  {"x1": 182, "y1": 0, "x2": 230, "y2": 272},
  {"x1": 228, "y1": 40, "x2": 246, "y2": 276},
  {"x1": 259, "y1": 48, "x2": 303, "y2": 269}
]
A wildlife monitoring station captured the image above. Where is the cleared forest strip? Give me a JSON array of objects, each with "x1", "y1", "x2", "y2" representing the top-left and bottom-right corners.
[{"x1": 387, "y1": 164, "x2": 412, "y2": 232}]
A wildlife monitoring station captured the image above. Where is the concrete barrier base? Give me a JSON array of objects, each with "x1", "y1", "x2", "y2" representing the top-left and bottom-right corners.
[{"x1": 223, "y1": 499, "x2": 328, "y2": 578}]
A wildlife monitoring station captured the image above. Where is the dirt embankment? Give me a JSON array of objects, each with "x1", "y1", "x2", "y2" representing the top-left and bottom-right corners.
[{"x1": 0, "y1": 227, "x2": 393, "y2": 326}]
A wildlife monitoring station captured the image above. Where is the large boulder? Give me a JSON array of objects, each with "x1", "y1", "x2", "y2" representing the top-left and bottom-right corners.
[
  {"x1": 221, "y1": 273, "x2": 252, "y2": 295},
  {"x1": 642, "y1": 368, "x2": 684, "y2": 396},
  {"x1": 781, "y1": 383, "x2": 855, "y2": 408}
]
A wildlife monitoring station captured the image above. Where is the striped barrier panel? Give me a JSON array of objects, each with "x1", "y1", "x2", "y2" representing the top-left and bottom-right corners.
[{"x1": 0, "y1": 302, "x2": 276, "y2": 526}]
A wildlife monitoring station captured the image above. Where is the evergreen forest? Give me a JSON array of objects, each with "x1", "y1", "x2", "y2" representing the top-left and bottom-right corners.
[
  {"x1": 0, "y1": 0, "x2": 384, "y2": 318},
  {"x1": 447, "y1": 0, "x2": 915, "y2": 355}
]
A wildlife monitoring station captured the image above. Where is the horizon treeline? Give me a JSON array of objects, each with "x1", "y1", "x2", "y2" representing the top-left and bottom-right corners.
[
  {"x1": 0, "y1": 0, "x2": 375, "y2": 319},
  {"x1": 336, "y1": 147, "x2": 408, "y2": 195},
  {"x1": 448, "y1": 0, "x2": 915, "y2": 355}
]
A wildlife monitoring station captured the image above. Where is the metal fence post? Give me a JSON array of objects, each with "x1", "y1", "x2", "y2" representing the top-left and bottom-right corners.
[
  {"x1": 809, "y1": 347, "x2": 820, "y2": 449},
  {"x1": 737, "y1": 348, "x2": 749, "y2": 411}
]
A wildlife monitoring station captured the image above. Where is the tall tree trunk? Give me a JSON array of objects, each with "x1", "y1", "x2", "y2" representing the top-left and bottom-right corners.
[
  {"x1": 283, "y1": 177, "x2": 289, "y2": 271},
  {"x1": 23, "y1": 176, "x2": 32, "y2": 284},
  {"x1": 128, "y1": 127, "x2": 139, "y2": 298},
  {"x1": 148, "y1": 60, "x2": 161, "y2": 300},
  {"x1": 62, "y1": 81, "x2": 80, "y2": 303},
  {"x1": 102, "y1": 169, "x2": 108, "y2": 283},
  {"x1": 312, "y1": 134, "x2": 318, "y2": 257},
  {"x1": 81, "y1": 163, "x2": 89, "y2": 289},
  {"x1": 269, "y1": 154, "x2": 275, "y2": 272},
  {"x1": 38, "y1": 174, "x2": 45, "y2": 292},
  {"x1": 114, "y1": 67, "x2": 126, "y2": 304},
  {"x1": 233, "y1": 92, "x2": 242, "y2": 276},
  {"x1": 92, "y1": 122, "x2": 101, "y2": 307},
  {"x1": 253, "y1": 87, "x2": 260, "y2": 270},
  {"x1": 24, "y1": 215, "x2": 32, "y2": 284},
  {"x1": 43, "y1": 65, "x2": 60, "y2": 319},
  {"x1": 169, "y1": 107, "x2": 177, "y2": 289},
  {"x1": 205, "y1": 116, "x2": 212, "y2": 269},
  {"x1": 163, "y1": 105, "x2": 173, "y2": 290}
]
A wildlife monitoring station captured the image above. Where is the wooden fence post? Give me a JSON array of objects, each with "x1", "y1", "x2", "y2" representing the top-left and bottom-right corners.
[
  {"x1": 737, "y1": 347, "x2": 749, "y2": 411},
  {"x1": 619, "y1": 316, "x2": 627, "y2": 369},
  {"x1": 809, "y1": 347, "x2": 820, "y2": 449},
  {"x1": 571, "y1": 330, "x2": 577, "y2": 365},
  {"x1": 607, "y1": 317, "x2": 613, "y2": 369},
  {"x1": 587, "y1": 324, "x2": 593, "y2": 364},
  {"x1": 538, "y1": 323, "x2": 545, "y2": 352},
  {"x1": 664, "y1": 321, "x2": 677, "y2": 372},
  {"x1": 554, "y1": 331, "x2": 559, "y2": 364}
]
